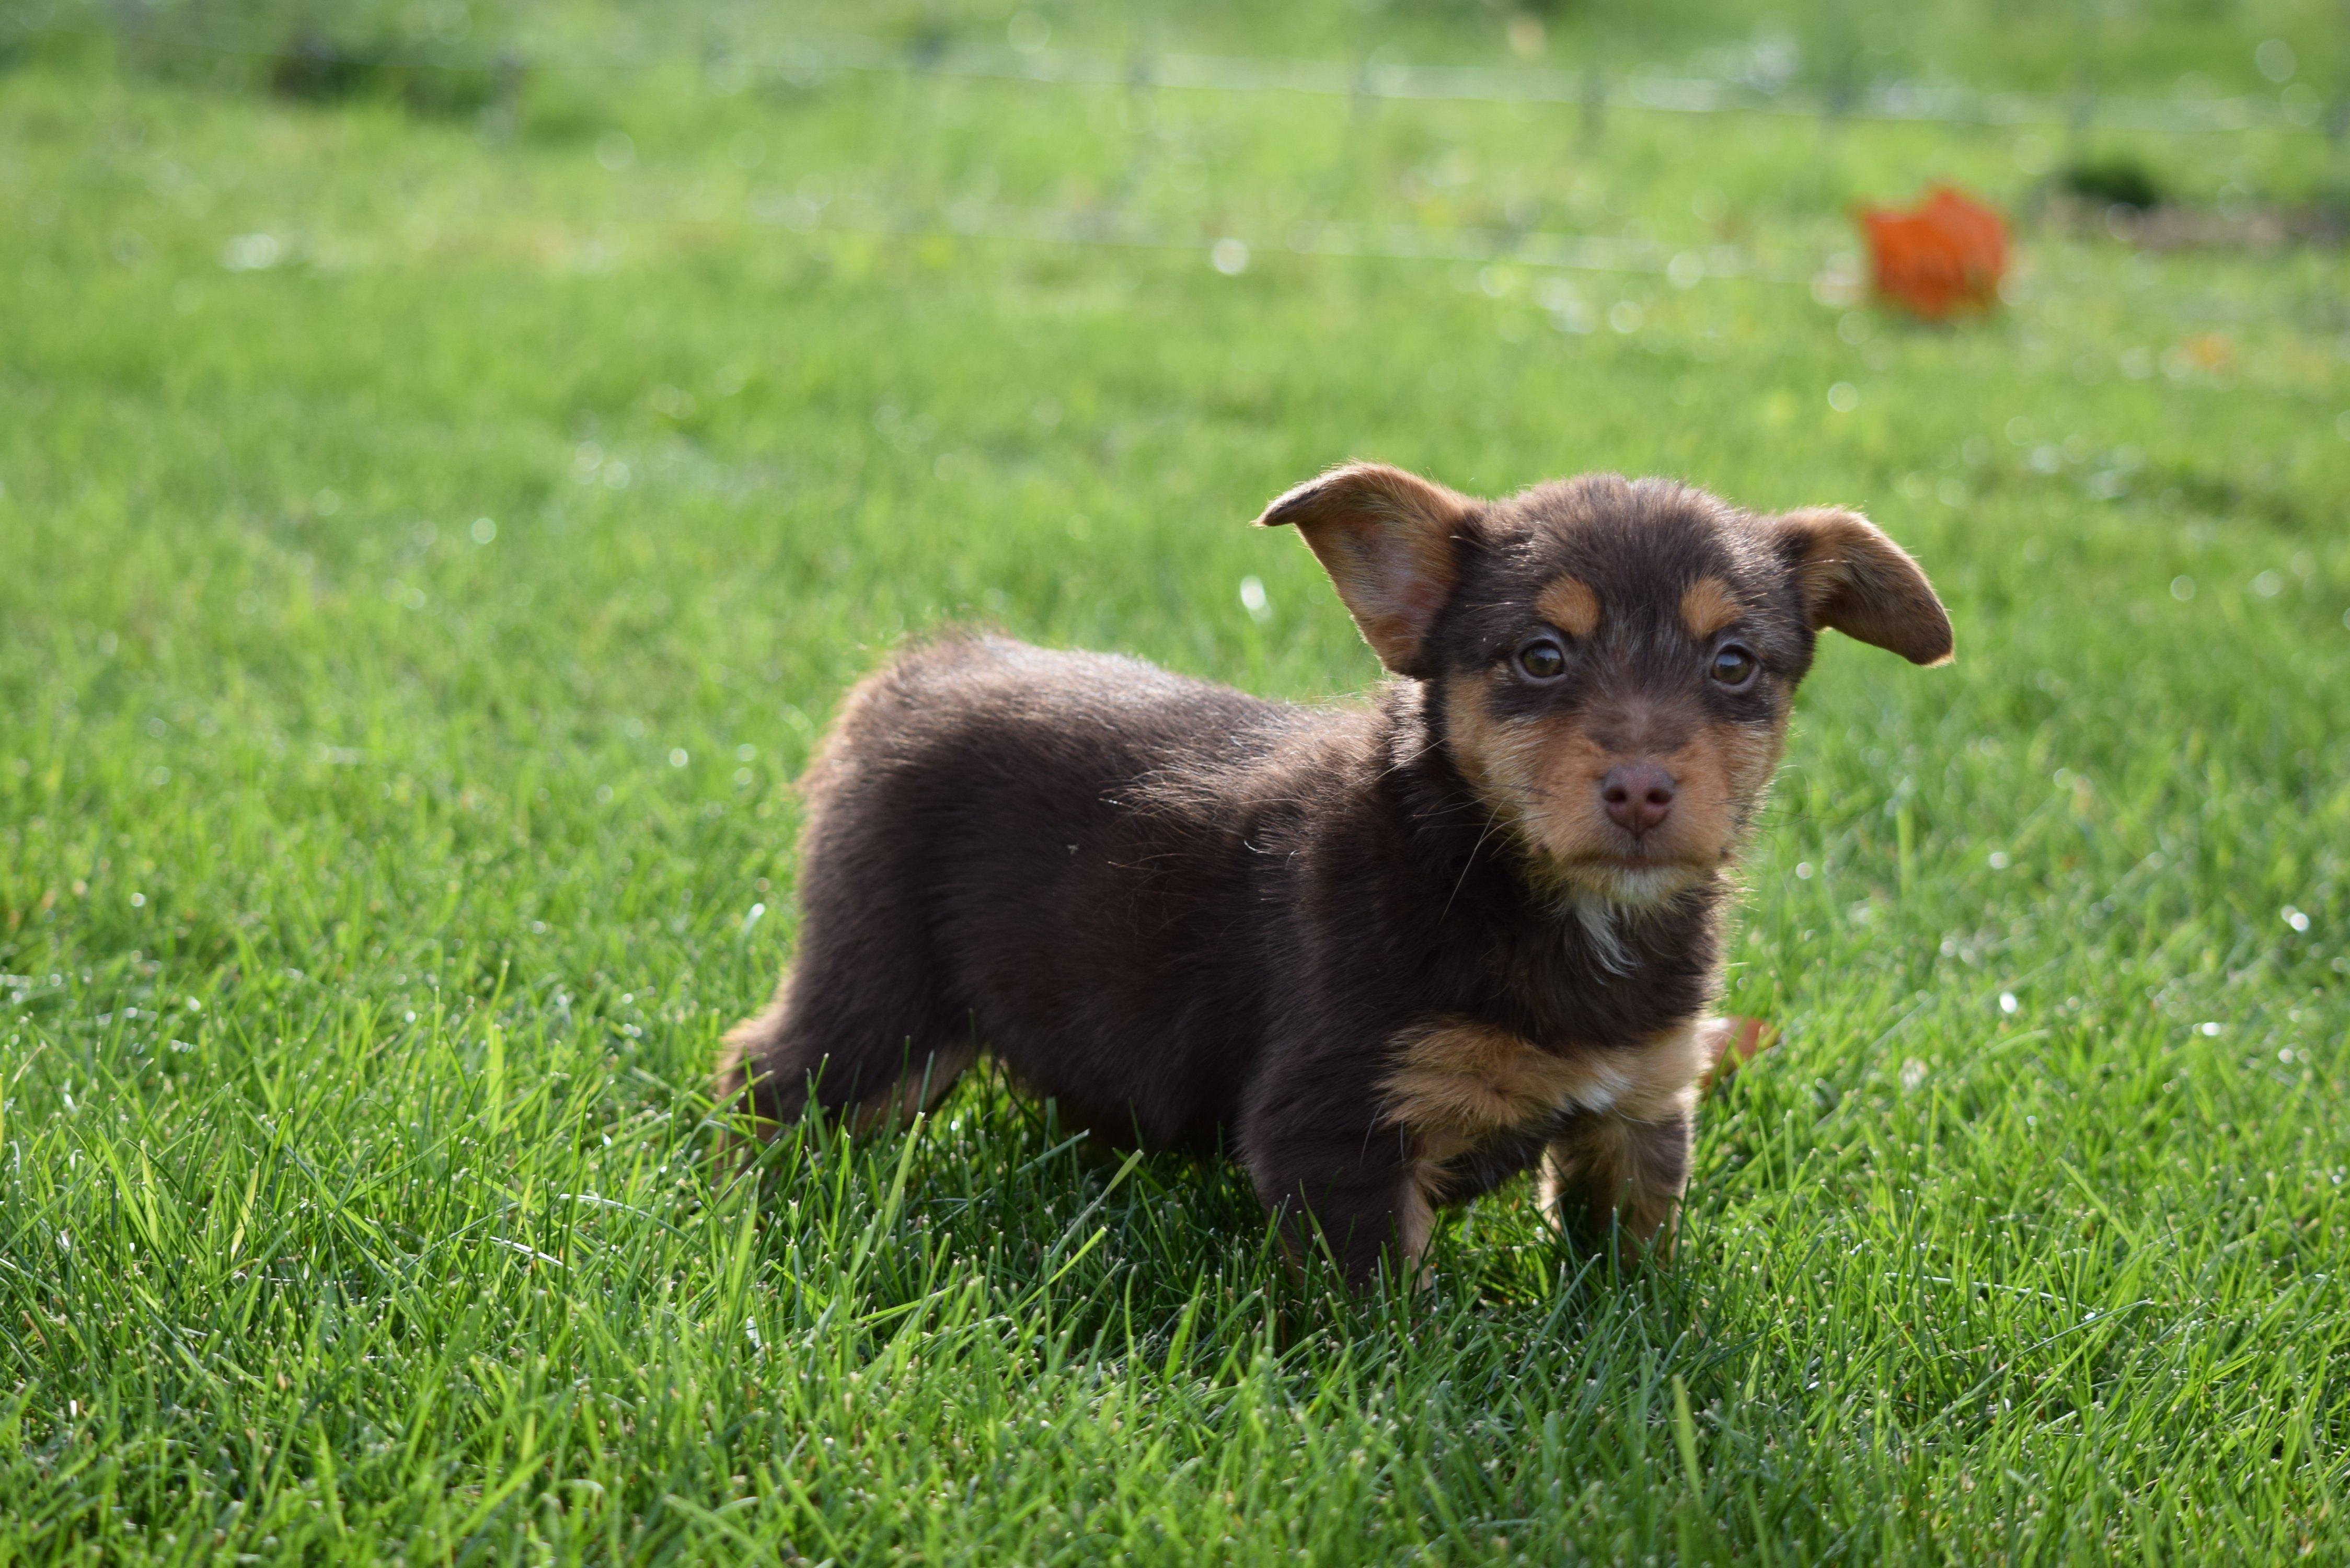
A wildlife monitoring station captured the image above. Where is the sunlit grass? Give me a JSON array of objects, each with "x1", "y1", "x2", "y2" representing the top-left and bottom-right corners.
[{"x1": 3, "y1": 8, "x2": 2349, "y2": 1563}]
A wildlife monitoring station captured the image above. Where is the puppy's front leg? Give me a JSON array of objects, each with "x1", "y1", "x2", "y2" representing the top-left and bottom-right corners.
[
  {"x1": 1246, "y1": 1119, "x2": 1423, "y2": 1290},
  {"x1": 1538, "y1": 1101, "x2": 1696, "y2": 1265},
  {"x1": 1539, "y1": 1017, "x2": 1724, "y2": 1263},
  {"x1": 1286, "y1": 1183, "x2": 1427, "y2": 1288}
]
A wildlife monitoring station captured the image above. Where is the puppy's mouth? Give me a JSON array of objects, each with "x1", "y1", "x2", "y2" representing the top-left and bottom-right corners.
[
  {"x1": 1582, "y1": 846, "x2": 1691, "y2": 868},
  {"x1": 1485, "y1": 789, "x2": 1732, "y2": 906},
  {"x1": 1558, "y1": 849, "x2": 1715, "y2": 881},
  {"x1": 1536, "y1": 837, "x2": 1725, "y2": 907}
]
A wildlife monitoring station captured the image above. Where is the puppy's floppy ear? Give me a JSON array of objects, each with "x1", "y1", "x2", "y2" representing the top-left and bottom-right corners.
[
  {"x1": 1769, "y1": 506, "x2": 1954, "y2": 666},
  {"x1": 1254, "y1": 462, "x2": 1479, "y2": 678}
]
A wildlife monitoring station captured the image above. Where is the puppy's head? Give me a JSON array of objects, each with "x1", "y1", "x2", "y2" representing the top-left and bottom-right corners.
[{"x1": 1257, "y1": 463, "x2": 1951, "y2": 908}]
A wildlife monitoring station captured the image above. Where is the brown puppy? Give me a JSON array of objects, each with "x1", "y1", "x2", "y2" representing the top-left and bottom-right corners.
[{"x1": 719, "y1": 465, "x2": 1951, "y2": 1286}]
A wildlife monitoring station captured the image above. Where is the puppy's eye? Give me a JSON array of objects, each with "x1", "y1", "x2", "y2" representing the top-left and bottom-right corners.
[
  {"x1": 1710, "y1": 644, "x2": 1759, "y2": 687},
  {"x1": 1515, "y1": 638, "x2": 1568, "y2": 680}
]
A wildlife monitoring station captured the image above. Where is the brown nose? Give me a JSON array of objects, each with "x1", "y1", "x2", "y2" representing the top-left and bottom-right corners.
[{"x1": 1602, "y1": 764, "x2": 1676, "y2": 836}]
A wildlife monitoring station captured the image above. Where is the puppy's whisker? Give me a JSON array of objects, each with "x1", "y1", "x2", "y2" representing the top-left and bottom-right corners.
[{"x1": 1439, "y1": 806, "x2": 1506, "y2": 926}]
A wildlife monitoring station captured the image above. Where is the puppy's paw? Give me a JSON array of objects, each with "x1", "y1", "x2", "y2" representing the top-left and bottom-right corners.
[{"x1": 1699, "y1": 1015, "x2": 1777, "y2": 1091}]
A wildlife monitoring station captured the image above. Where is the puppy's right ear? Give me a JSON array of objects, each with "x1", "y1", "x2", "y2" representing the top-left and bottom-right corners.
[
  {"x1": 1253, "y1": 463, "x2": 1479, "y2": 678},
  {"x1": 1768, "y1": 507, "x2": 1955, "y2": 667}
]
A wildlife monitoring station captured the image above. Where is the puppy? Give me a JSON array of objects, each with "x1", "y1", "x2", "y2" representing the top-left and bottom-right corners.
[{"x1": 718, "y1": 464, "x2": 1951, "y2": 1286}]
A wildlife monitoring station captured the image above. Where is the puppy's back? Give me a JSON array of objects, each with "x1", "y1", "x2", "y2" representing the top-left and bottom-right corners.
[
  {"x1": 786, "y1": 633, "x2": 1321, "y2": 1145},
  {"x1": 813, "y1": 633, "x2": 1270, "y2": 793}
]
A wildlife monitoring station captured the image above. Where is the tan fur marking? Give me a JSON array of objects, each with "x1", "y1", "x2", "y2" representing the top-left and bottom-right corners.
[
  {"x1": 1536, "y1": 576, "x2": 1602, "y2": 639},
  {"x1": 1709, "y1": 720, "x2": 1786, "y2": 824},
  {"x1": 1641, "y1": 719, "x2": 1787, "y2": 875},
  {"x1": 1396, "y1": 1177, "x2": 1436, "y2": 1277},
  {"x1": 1678, "y1": 577, "x2": 1741, "y2": 640},
  {"x1": 1379, "y1": 1021, "x2": 1620, "y2": 1138},
  {"x1": 1443, "y1": 668, "x2": 1790, "y2": 907},
  {"x1": 1380, "y1": 1017, "x2": 1711, "y2": 1140},
  {"x1": 1438, "y1": 674, "x2": 1536, "y2": 808},
  {"x1": 1608, "y1": 1017, "x2": 1715, "y2": 1120},
  {"x1": 1390, "y1": 1016, "x2": 1718, "y2": 1265}
]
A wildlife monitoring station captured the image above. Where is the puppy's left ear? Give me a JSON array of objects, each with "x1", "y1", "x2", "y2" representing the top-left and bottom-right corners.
[
  {"x1": 1254, "y1": 462, "x2": 1479, "y2": 678},
  {"x1": 1769, "y1": 507, "x2": 1954, "y2": 666}
]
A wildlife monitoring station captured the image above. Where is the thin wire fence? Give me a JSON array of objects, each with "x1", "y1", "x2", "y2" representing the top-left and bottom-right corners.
[
  {"x1": 9, "y1": 9, "x2": 2338, "y2": 139},
  {"x1": 752, "y1": 34, "x2": 2336, "y2": 140},
  {"x1": 744, "y1": 186, "x2": 1780, "y2": 288},
  {"x1": 17, "y1": 8, "x2": 2342, "y2": 322}
]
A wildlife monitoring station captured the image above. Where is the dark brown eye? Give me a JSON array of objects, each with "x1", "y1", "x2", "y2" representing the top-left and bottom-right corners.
[
  {"x1": 1711, "y1": 644, "x2": 1759, "y2": 687},
  {"x1": 1516, "y1": 638, "x2": 1568, "y2": 680}
]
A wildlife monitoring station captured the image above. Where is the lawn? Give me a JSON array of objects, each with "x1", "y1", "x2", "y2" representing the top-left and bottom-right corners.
[{"x1": 3, "y1": 1, "x2": 2349, "y2": 1561}]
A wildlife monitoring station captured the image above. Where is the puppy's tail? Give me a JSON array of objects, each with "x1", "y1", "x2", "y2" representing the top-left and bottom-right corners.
[{"x1": 711, "y1": 982, "x2": 797, "y2": 1179}]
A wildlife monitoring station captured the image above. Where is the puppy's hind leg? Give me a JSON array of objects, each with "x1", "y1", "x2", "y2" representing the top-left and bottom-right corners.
[
  {"x1": 717, "y1": 649, "x2": 990, "y2": 1158},
  {"x1": 715, "y1": 931, "x2": 975, "y2": 1153}
]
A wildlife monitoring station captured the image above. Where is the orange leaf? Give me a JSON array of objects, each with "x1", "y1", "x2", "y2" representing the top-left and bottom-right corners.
[{"x1": 1854, "y1": 186, "x2": 2008, "y2": 320}]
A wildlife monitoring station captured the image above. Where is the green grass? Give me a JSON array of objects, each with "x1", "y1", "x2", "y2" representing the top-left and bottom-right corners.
[{"x1": 4, "y1": 4, "x2": 2350, "y2": 1562}]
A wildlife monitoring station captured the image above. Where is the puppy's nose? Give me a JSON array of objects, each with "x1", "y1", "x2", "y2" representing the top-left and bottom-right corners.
[{"x1": 1601, "y1": 764, "x2": 1677, "y2": 836}]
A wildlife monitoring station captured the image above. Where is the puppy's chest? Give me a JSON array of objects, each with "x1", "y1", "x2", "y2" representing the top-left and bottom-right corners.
[{"x1": 1376, "y1": 1018, "x2": 1709, "y2": 1182}]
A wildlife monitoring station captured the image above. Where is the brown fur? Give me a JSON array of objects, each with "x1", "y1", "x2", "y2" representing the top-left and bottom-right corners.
[
  {"x1": 1777, "y1": 508, "x2": 1956, "y2": 666},
  {"x1": 718, "y1": 464, "x2": 1951, "y2": 1287},
  {"x1": 1258, "y1": 464, "x2": 1476, "y2": 677}
]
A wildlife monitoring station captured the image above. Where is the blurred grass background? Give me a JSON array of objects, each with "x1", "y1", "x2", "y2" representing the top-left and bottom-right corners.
[{"x1": 3, "y1": 1, "x2": 2349, "y2": 1562}]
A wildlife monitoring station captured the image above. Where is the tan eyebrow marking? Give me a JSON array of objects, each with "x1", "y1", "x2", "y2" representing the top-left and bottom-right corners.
[
  {"x1": 1536, "y1": 576, "x2": 1601, "y2": 639},
  {"x1": 1679, "y1": 577, "x2": 1742, "y2": 640}
]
